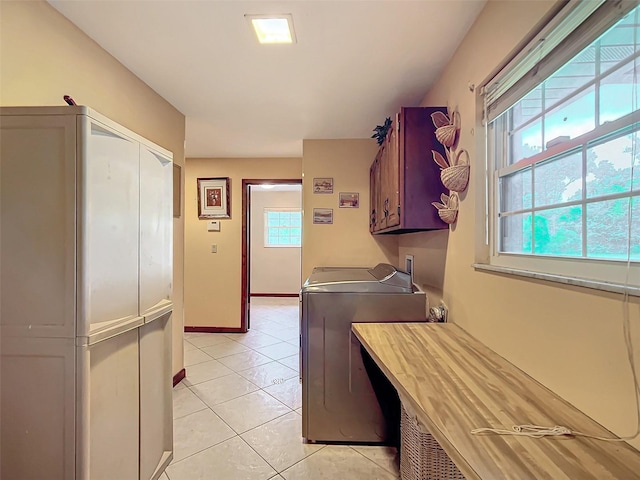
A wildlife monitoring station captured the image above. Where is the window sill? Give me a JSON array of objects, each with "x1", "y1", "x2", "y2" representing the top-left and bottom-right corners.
[{"x1": 472, "y1": 263, "x2": 640, "y2": 297}]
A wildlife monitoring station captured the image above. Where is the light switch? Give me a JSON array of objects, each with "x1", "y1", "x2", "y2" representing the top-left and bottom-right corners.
[
  {"x1": 211, "y1": 244, "x2": 217, "y2": 253},
  {"x1": 207, "y1": 221, "x2": 221, "y2": 231}
]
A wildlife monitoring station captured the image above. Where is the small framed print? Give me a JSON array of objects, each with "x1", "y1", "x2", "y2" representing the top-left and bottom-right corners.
[
  {"x1": 198, "y1": 177, "x2": 231, "y2": 219},
  {"x1": 313, "y1": 208, "x2": 333, "y2": 224},
  {"x1": 339, "y1": 192, "x2": 359, "y2": 208},
  {"x1": 313, "y1": 178, "x2": 333, "y2": 194}
]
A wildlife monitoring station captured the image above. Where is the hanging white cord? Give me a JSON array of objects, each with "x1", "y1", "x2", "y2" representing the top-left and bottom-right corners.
[
  {"x1": 483, "y1": 89, "x2": 490, "y2": 246},
  {"x1": 619, "y1": 21, "x2": 640, "y2": 442},
  {"x1": 471, "y1": 425, "x2": 632, "y2": 441},
  {"x1": 473, "y1": 14, "x2": 640, "y2": 443}
]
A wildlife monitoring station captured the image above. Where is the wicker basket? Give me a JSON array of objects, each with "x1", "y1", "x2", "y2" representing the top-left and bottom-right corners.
[
  {"x1": 400, "y1": 402, "x2": 465, "y2": 480},
  {"x1": 440, "y1": 164, "x2": 470, "y2": 193},
  {"x1": 437, "y1": 207, "x2": 458, "y2": 225},
  {"x1": 435, "y1": 125, "x2": 457, "y2": 147}
]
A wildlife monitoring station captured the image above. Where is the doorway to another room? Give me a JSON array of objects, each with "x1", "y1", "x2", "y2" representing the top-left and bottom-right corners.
[{"x1": 241, "y1": 180, "x2": 302, "y2": 331}]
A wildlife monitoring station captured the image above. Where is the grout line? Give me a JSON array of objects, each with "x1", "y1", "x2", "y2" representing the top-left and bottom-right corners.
[
  {"x1": 276, "y1": 444, "x2": 328, "y2": 475},
  {"x1": 234, "y1": 435, "x2": 279, "y2": 476},
  {"x1": 237, "y1": 412, "x2": 328, "y2": 475},
  {"x1": 187, "y1": 374, "x2": 262, "y2": 408},
  {"x1": 181, "y1": 370, "x2": 235, "y2": 388},
  {"x1": 260, "y1": 383, "x2": 302, "y2": 411},
  {"x1": 349, "y1": 445, "x2": 400, "y2": 478},
  {"x1": 233, "y1": 408, "x2": 294, "y2": 436},
  {"x1": 168, "y1": 413, "x2": 238, "y2": 468},
  {"x1": 172, "y1": 302, "x2": 313, "y2": 477},
  {"x1": 171, "y1": 405, "x2": 208, "y2": 421}
]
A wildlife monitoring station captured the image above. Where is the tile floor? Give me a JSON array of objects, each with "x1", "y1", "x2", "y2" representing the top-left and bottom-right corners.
[{"x1": 162, "y1": 297, "x2": 399, "y2": 480}]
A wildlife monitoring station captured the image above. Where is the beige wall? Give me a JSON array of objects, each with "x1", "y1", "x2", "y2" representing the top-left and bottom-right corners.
[
  {"x1": 401, "y1": 0, "x2": 640, "y2": 450},
  {"x1": 302, "y1": 139, "x2": 398, "y2": 279},
  {"x1": 0, "y1": 0, "x2": 187, "y2": 378},
  {"x1": 250, "y1": 189, "x2": 302, "y2": 294},
  {"x1": 186, "y1": 140, "x2": 396, "y2": 327},
  {"x1": 185, "y1": 158, "x2": 301, "y2": 328}
]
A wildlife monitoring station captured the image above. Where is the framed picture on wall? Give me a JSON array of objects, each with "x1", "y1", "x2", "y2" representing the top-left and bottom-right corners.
[
  {"x1": 313, "y1": 208, "x2": 333, "y2": 224},
  {"x1": 197, "y1": 177, "x2": 231, "y2": 219},
  {"x1": 313, "y1": 178, "x2": 333, "y2": 194},
  {"x1": 338, "y1": 192, "x2": 359, "y2": 208}
]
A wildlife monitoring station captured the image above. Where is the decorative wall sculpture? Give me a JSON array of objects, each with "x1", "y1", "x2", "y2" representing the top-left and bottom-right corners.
[
  {"x1": 431, "y1": 192, "x2": 459, "y2": 224},
  {"x1": 430, "y1": 109, "x2": 470, "y2": 225}
]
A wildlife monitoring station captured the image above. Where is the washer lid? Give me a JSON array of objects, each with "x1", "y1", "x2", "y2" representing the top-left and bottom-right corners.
[{"x1": 302, "y1": 263, "x2": 413, "y2": 293}]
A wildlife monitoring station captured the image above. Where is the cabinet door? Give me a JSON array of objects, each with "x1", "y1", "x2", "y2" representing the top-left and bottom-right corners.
[
  {"x1": 80, "y1": 329, "x2": 140, "y2": 480},
  {"x1": 1, "y1": 337, "x2": 76, "y2": 480},
  {"x1": 140, "y1": 313, "x2": 173, "y2": 480},
  {"x1": 79, "y1": 119, "x2": 141, "y2": 338},
  {"x1": 378, "y1": 144, "x2": 388, "y2": 230},
  {"x1": 369, "y1": 161, "x2": 376, "y2": 232},
  {"x1": 139, "y1": 147, "x2": 173, "y2": 318},
  {"x1": 369, "y1": 153, "x2": 381, "y2": 232},
  {"x1": 384, "y1": 114, "x2": 401, "y2": 228},
  {"x1": 402, "y1": 107, "x2": 449, "y2": 231},
  {"x1": 369, "y1": 107, "x2": 449, "y2": 234},
  {"x1": 0, "y1": 115, "x2": 77, "y2": 339}
]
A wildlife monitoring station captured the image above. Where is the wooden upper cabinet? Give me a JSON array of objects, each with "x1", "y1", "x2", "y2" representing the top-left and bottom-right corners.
[
  {"x1": 370, "y1": 107, "x2": 449, "y2": 234},
  {"x1": 369, "y1": 150, "x2": 382, "y2": 232},
  {"x1": 384, "y1": 114, "x2": 400, "y2": 228}
]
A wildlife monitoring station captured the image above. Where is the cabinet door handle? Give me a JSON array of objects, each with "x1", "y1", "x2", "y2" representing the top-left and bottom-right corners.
[{"x1": 383, "y1": 198, "x2": 389, "y2": 217}]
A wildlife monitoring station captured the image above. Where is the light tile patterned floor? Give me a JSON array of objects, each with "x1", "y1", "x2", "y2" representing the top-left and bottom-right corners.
[{"x1": 165, "y1": 297, "x2": 399, "y2": 480}]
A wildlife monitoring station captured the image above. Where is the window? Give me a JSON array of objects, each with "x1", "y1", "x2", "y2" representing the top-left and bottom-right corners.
[
  {"x1": 264, "y1": 208, "x2": 301, "y2": 247},
  {"x1": 484, "y1": 2, "x2": 639, "y2": 290}
]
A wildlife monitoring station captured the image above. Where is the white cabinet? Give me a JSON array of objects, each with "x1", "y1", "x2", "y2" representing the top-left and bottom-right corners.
[
  {"x1": 80, "y1": 119, "x2": 142, "y2": 338},
  {"x1": 139, "y1": 313, "x2": 173, "y2": 480},
  {"x1": 0, "y1": 337, "x2": 76, "y2": 479},
  {"x1": 0, "y1": 107, "x2": 174, "y2": 480},
  {"x1": 83, "y1": 329, "x2": 141, "y2": 480},
  {"x1": 139, "y1": 145, "x2": 173, "y2": 320},
  {"x1": 0, "y1": 114, "x2": 77, "y2": 339}
]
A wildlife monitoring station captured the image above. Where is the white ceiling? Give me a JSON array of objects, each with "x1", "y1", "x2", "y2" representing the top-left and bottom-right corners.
[{"x1": 49, "y1": 0, "x2": 486, "y2": 158}]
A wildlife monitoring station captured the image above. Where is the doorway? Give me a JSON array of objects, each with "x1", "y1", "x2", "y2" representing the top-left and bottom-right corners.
[{"x1": 241, "y1": 179, "x2": 302, "y2": 331}]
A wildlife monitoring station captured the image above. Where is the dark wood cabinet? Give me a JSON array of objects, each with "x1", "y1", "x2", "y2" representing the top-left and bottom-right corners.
[
  {"x1": 369, "y1": 107, "x2": 449, "y2": 234},
  {"x1": 370, "y1": 150, "x2": 382, "y2": 231}
]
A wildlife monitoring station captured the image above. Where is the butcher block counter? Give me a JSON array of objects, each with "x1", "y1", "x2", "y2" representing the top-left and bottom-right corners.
[{"x1": 352, "y1": 322, "x2": 640, "y2": 480}]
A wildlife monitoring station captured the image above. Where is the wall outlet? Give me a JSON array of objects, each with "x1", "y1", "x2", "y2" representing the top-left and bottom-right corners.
[
  {"x1": 439, "y1": 301, "x2": 448, "y2": 322},
  {"x1": 211, "y1": 244, "x2": 217, "y2": 253}
]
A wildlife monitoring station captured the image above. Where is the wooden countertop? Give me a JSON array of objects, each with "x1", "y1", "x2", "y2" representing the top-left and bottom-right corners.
[{"x1": 352, "y1": 322, "x2": 640, "y2": 480}]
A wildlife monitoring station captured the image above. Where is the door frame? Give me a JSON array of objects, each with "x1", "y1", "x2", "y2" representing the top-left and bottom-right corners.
[{"x1": 241, "y1": 179, "x2": 302, "y2": 332}]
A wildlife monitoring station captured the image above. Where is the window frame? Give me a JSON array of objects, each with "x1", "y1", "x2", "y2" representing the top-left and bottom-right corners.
[
  {"x1": 478, "y1": 0, "x2": 640, "y2": 295},
  {"x1": 263, "y1": 207, "x2": 302, "y2": 248}
]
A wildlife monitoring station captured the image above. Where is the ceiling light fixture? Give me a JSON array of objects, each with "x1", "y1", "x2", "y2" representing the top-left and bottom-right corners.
[{"x1": 245, "y1": 14, "x2": 296, "y2": 44}]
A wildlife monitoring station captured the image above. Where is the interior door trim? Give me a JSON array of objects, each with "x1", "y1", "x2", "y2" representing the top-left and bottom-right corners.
[{"x1": 240, "y1": 179, "x2": 302, "y2": 332}]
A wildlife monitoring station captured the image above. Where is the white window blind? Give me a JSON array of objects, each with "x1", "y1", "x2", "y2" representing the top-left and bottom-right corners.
[{"x1": 485, "y1": 0, "x2": 635, "y2": 123}]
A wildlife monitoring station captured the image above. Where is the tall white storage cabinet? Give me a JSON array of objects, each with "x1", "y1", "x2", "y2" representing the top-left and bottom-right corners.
[{"x1": 0, "y1": 107, "x2": 174, "y2": 480}]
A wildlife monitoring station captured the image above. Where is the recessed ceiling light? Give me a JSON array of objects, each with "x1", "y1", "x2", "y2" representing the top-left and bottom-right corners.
[{"x1": 245, "y1": 14, "x2": 296, "y2": 44}]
